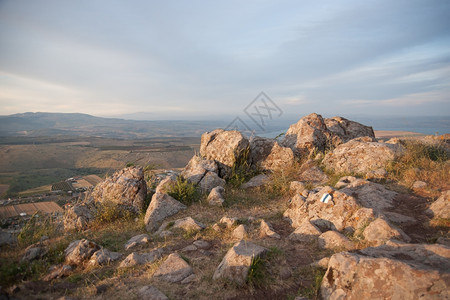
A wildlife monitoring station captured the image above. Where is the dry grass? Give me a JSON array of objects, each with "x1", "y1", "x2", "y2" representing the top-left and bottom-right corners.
[{"x1": 386, "y1": 139, "x2": 449, "y2": 195}]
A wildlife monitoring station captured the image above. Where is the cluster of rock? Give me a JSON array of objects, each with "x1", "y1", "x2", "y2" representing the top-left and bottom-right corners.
[{"x1": 51, "y1": 113, "x2": 449, "y2": 299}]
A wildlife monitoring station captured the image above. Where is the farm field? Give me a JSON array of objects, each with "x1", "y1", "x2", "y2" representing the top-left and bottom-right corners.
[{"x1": 0, "y1": 136, "x2": 199, "y2": 198}]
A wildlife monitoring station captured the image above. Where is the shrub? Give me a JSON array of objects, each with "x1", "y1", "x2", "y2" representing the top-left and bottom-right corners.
[
  {"x1": 167, "y1": 176, "x2": 200, "y2": 205},
  {"x1": 227, "y1": 146, "x2": 259, "y2": 188},
  {"x1": 93, "y1": 201, "x2": 134, "y2": 225}
]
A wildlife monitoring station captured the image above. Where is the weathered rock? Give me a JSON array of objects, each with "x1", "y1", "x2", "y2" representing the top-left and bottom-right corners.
[
  {"x1": 199, "y1": 171, "x2": 225, "y2": 193},
  {"x1": 311, "y1": 257, "x2": 330, "y2": 269},
  {"x1": 284, "y1": 186, "x2": 361, "y2": 231},
  {"x1": 340, "y1": 179, "x2": 397, "y2": 212},
  {"x1": 182, "y1": 244, "x2": 198, "y2": 252},
  {"x1": 365, "y1": 168, "x2": 388, "y2": 180},
  {"x1": 63, "y1": 204, "x2": 93, "y2": 232},
  {"x1": 384, "y1": 212, "x2": 417, "y2": 226},
  {"x1": 288, "y1": 220, "x2": 322, "y2": 242},
  {"x1": 155, "y1": 175, "x2": 177, "y2": 194},
  {"x1": 241, "y1": 174, "x2": 270, "y2": 189},
  {"x1": 323, "y1": 137, "x2": 401, "y2": 175},
  {"x1": 334, "y1": 176, "x2": 357, "y2": 189},
  {"x1": 232, "y1": 224, "x2": 247, "y2": 240},
  {"x1": 427, "y1": 190, "x2": 450, "y2": 219},
  {"x1": 180, "y1": 274, "x2": 196, "y2": 284},
  {"x1": 412, "y1": 180, "x2": 427, "y2": 190},
  {"x1": 213, "y1": 240, "x2": 268, "y2": 285},
  {"x1": 298, "y1": 160, "x2": 329, "y2": 185},
  {"x1": 138, "y1": 285, "x2": 168, "y2": 300},
  {"x1": 193, "y1": 240, "x2": 211, "y2": 250},
  {"x1": 0, "y1": 230, "x2": 16, "y2": 247},
  {"x1": 119, "y1": 249, "x2": 163, "y2": 268},
  {"x1": 153, "y1": 253, "x2": 193, "y2": 283},
  {"x1": 219, "y1": 216, "x2": 237, "y2": 228},
  {"x1": 65, "y1": 239, "x2": 101, "y2": 266},
  {"x1": 181, "y1": 155, "x2": 218, "y2": 185},
  {"x1": 124, "y1": 234, "x2": 151, "y2": 250},
  {"x1": 249, "y1": 137, "x2": 295, "y2": 172},
  {"x1": 324, "y1": 116, "x2": 375, "y2": 144},
  {"x1": 200, "y1": 129, "x2": 250, "y2": 178},
  {"x1": 290, "y1": 181, "x2": 306, "y2": 194},
  {"x1": 318, "y1": 231, "x2": 355, "y2": 251},
  {"x1": 88, "y1": 249, "x2": 121, "y2": 266},
  {"x1": 363, "y1": 218, "x2": 411, "y2": 245},
  {"x1": 320, "y1": 242, "x2": 450, "y2": 299},
  {"x1": 172, "y1": 217, "x2": 205, "y2": 232},
  {"x1": 91, "y1": 166, "x2": 147, "y2": 213},
  {"x1": 21, "y1": 246, "x2": 47, "y2": 262},
  {"x1": 43, "y1": 265, "x2": 72, "y2": 281},
  {"x1": 144, "y1": 193, "x2": 186, "y2": 232},
  {"x1": 436, "y1": 237, "x2": 450, "y2": 247},
  {"x1": 207, "y1": 186, "x2": 225, "y2": 206},
  {"x1": 259, "y1": 220, "x2": 280, "y2": 239}
]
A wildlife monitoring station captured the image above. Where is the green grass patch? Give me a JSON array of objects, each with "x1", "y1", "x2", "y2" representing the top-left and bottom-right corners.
[{"x1": 167, "y1": 176, "x2": 200, "y2": 205}]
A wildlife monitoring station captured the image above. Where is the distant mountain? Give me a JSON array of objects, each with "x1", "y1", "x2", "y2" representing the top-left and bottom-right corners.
[{"x1": 0, "y1": 112, "x2": 227, "y2": 138}]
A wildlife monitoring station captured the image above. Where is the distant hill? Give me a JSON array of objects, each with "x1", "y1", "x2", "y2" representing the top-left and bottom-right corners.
[{"x1": 0, "y1": 112, "x2": 227, "y2": 138}]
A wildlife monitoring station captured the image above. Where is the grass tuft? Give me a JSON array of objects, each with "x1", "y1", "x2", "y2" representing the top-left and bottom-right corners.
[{"x1": 167, "y1": 176, "x2": 200, "y2": 205}]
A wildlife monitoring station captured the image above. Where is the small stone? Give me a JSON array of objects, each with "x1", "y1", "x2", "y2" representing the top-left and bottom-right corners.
[
  {"x1": 412, "y1": 181, "x2": 427, "y2": 190},
  {"x1": 193, "y1": 240, "x2": 211, "y2": 250},
  {"x1": 219, "y1": 216, "x2": 237, "y2": 228},
  {"x1": 259, "y1": 220, "x2": 280, "y2": 239},
  {"x1": 180, "y1": 274, "x2": 196, "y2": 284},
  {"x1": 124, "y1": 234, "x2": 151, "y2": 250},
  {"x1": 232, "y1": 224, "x2": 247, "y2": 240},
  {"x1": 153, "y1": 253, "x2": 193, "y2": 283},
  {"x1": 181, "y1": 245, "x2": 198, "y2": 252},
  {"x1": 207, "y1": 186, "x2": 225, "y2": 206}
]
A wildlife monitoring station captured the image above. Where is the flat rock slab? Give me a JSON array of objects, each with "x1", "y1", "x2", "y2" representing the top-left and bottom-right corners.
[
  {"x1": 153, "y1": 253, "x2": 193, "y2": 283},
  {"x1": 213, "y1": 240, "x2": 267, "y2": 286},
  {"x1": 321, "y1": 242, "x2": 450, "y2": 299},
  {"x1": 138, "y1": 285, "x2": 168, "y2": 300}
]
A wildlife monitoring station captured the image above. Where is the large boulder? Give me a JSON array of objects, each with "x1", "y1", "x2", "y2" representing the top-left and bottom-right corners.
[
  {"x1": 181, "y1": 155, "x2": 218, "y2": 185},
  {"x1": 323, "y1": 137, "x2": 401, "y2": 175},
  {"x1": 324, "y1": 116, "x2": 375, "y2": 144},
  {"x1": 213, "y1": 240, "x2": 267, "y2": 286},
  {"x1": 144, "y1": 193, "x2": 186, "y2": 232},
  {"x1": 200, "y1": 129, "x2": 250, "y2": 178},
  {"x1": 63, "y1": 204, "x2": 93, "y2": 232},
  {"x1": 320, "y1": 242, "x2": 450, "y2": 299},
  {"x1": 281, "y1": 113, "x2": 332, "y2": 156},
  {"x1": 64, "y1": 239, "x2": 101, "y2": 266},
  {"x1": 426, "y1": 190, "x2": 450, "y2": 219},
  {"x1": 249, "y1": 137, "x2": 295, "y2": 172},
  {"x1": 91, "y1": 166, "x2": 147, "y2": 213}
]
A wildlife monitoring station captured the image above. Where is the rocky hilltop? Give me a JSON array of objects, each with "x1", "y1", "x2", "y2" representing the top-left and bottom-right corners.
[{"x1": 1, "y1": 113, "x2": 449, "y2": 300}]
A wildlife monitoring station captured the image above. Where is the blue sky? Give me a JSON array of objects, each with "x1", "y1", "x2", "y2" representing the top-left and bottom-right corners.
[{"x1": 0, "y1": 0, "x2": 449, "y2": 120}]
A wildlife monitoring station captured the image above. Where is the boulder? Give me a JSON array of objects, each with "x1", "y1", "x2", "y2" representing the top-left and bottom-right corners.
[
  {"x1": 320, "y1": 242, "x2": 450, "y2": 299},
  {"x1": 363, "y1": 218, "x2": 411, "y2": 246},
  {"x1": 284, "y1": 186, "x2": 361, "y2": 231},
  {"x1": 88, "y1": 249, "x2": 121, "y2": 266},
  {"x1": 144, "y1": 193, "x2": 186, "y2": 232},
  {"x1": 232, "y1": 224, "x2": 247, "y2": 240},
  {"x1": 119, "y1": 249, "x2": 163, "y2": 268},
  {"x1": 318, "y1": 231, "x2": 355, "y2": 250},
  {"x1": 91, "y1": 166, "x2": 147, "y2": 213},
  {"x1": 200, "y1": 129, "x2": 250, "y2": 178},
  {"x1": 199, "y1": 171, "x2": 225, "y2": 193},
  {"x1": 249, "y1": 137, "x2": 295, "y2": 172},
  {"x1": 340, "y1": 179, "x2": 397, "y2": 212},
  {"x1": 63, "y1": 204, "x2": 93, "y2": 232},
  {"x1": 43, "y1": 265, "x2": 72, "y2": 281},
  {"x1": 281, "y1": 113, "x2": 332, "y2": 156},
  {"x1": 155, "y1": 175, "x2": 177, "y2": 194},
  {"x1": 124, "y1": 234, "x2": 151, "y2": 250},
  {"x1": 324, "y1": 116, "x2": 375, "y2": 144},
  {"x1": 213, "y1": 240, "x2": 267, "y2": 285},
  {"x1": 0, "y1": 230, "x2": 16, "y2": 247},
  {"x1": 323, "y1": 137, "x2": 401, "y2": 175},
  {"x1": 259, "y1": 220, "x2": 280, "y2": 239},
  {"x1": 64, "y1": 239, "x2": 101, "y2": 266},
  {"x1": 181, "y1": 155, "x2": 218, "y2": 185},
  {"x1": 207, "y1": 186, "x2": 225, "y2": 206},
  {"x1": 241, "y1": 174, "x2": 270, "y2": 189},
  {"x1": 138, "y1": 286, "x2": 168, "y2": 300},
  {"x1": 288, "y1": 220, "x2": 322, "y2": 242},
  {"x1": 22, "y1": 246, "x2": 47, "y2": 262},
  {"x1": 427, "y1": 190, "x2": 450, "y2": 219},
  {"x1": 153, "y1": 253, "x2": 193, "y2": 283}
]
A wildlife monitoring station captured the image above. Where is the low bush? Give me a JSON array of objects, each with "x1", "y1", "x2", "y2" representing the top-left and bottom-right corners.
[{"x1": 167, "y1": 176, "x2": 200, "y2": 205}]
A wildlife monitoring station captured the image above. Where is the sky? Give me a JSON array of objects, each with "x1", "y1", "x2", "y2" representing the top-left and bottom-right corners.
[{"x1": 0, "y1": 0, "x2": 449, "y2": 120}]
